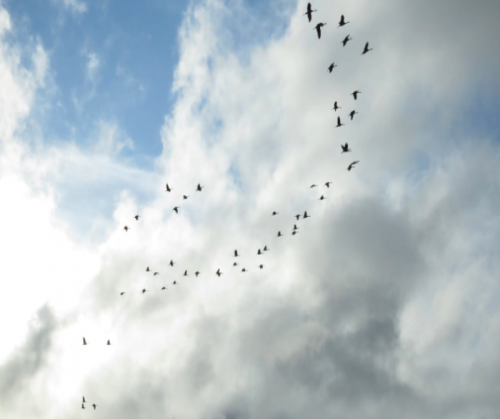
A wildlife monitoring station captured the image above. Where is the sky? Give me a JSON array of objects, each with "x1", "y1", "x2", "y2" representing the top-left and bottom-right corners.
[{"x1": 0, "y1": 0, "x2": 500, "y2": 418}]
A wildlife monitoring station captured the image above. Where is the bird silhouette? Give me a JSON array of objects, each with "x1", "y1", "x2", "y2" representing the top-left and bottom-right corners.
[
  {"x1": 277, "y1": 231, "x2": 282, "y2": 237},
  {"x1": 349, "y1": 110, "x2": 358, "y2": 120},
  {"x1": 310, "y1": 184, "x2": 317, "y2": 188},
  {"x1": 348, "y1": 161, "x2": 360, "y2": 171},
  {"x1": 92, "y1": 404, "x2": 97, "y2": 410},
  {"x1": 154, "y1": 272, "x2": 159, "y2": 276},
  {"x1": 134, "y1": 215, "x2": 140, "y2": 220},
  {"x1": 292, "y1": 231, "x2": 298, "y2": 236},
  {"x1": 170, "y1": 260, "x2": 175, "y2": 267},
  {"x1": 264, "y1": 245, "x2": 268, "y2": 251},
  {"x1": 196, "y1": 184, "x2": 204, "y2": 191},
  {"x1": 332, "y1": 101, "x2": 341, "y2": 111},
  {"x1": 142, "y1": 289, "x2": 147, "y2": 293},
  {"x1": 314, "y1": 23, "x2": 326, "y2": 39},
  {"x1": 184, "y1": 270, "x2": 188, "y2": 276},
  {"x1": 272, "y1": 211, "x2": 279, "y2": 216},
  {"x1": 146, "y1": 267, "x2": 150, "y2": 272},
  {"x1": 295, "y1": 214, "x2": 301, "y2": 220},
  {"x1": 341, "y1": 143, "x2": 351, "y2": 153},
  {"x1": 83, "y1": 337, "x2": 87, "y2": 345},
  {"x1": 242, "y1": 268, "x2": 247, "y2": 273},
  {"x1": 338, "y1": 15, "x2": 349, "y2": 27},
  {"x1": 183, "y1": 195, "x2": 189, "y2": 200},
  {"x1": 83, "y1": 397, "x2": 86, "y2": 403},
  {"x1": 362, "y1": 42, "x2": 373, "y2": 55},
  {"x1": 166, "y1": 183, "x2": 172, "y2": 192},
  {"x1": 82, "y1": 404, "x2": 85, "y2": 409},
  {"x1": 325, "y1": 181, "x2": 332, "y2": 187},
  {"x1": 257, "y1": 249, "x2": 262, "y2": 255},
  {"x1": 195, "y1": 271, "x2": 200, "y2": 277},
  {"x1": 259, "y1": 264, "x2": 264, "y2": 269},
  {"x1": 336, "y1": 116, "x2": 345, "y2": 128},
  {"x1": 120, "y1": 292, "x2": 125, "y2": 296},
  {"x1": 173, "y1": 281, "x2": 177, "y2": 285},
  {"x1": 216, "y1": 269, "x2": 222, "y2": 277},
  {"x1": 304, "y1": 2, "x2": 317, "y2": 22},
  {"x1": 342, "y1": 35, "x2": 352, "y2": 46},
  {"x1": 162, "y1": 286, "x2": 166, "y2": 290},
  {"x1": 233, "y1": 262, "x2": 238, "y2": 266},
  {"x1": 173, "y1": 207, "x2": 179, "y2": 213},
  {"x1": 124, "y1": 226, "x2": 129, "y2": 232},
  {"x1": 303, "y1": 211, "x2": 311, "y2": 219},
  {"x1": 107, "y1": 340, "x2": 111, "y2": 345},
  {"x1": 328, "y1": 62, "x2": 337, "y2": 73},
  {"x1": 351, "y1": 90, "x2": 361, "y2": 100},
  {"x1": 319, "y1": 195, "x2": 326, "y2": 200},
  {"x1": 293, "y1": 224, "x2": 298, "y2": 230},
  {"x1": 234, "y1": 249, "x2": 239, "y2": 257}
]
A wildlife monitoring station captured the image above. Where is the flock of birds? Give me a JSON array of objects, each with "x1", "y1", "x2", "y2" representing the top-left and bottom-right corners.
[{"x1": 80, "y1": 2, "x2": 372, "y2": 411}]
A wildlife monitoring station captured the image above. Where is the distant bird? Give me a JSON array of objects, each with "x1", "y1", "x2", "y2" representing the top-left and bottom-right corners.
[
  {"x1": 173, "y1": 281, "x2": 177, "y2": 285},
  {"x1": 351, "y1": 90, "x2": 361, "y2": 100},
  {"x1": 348, "y1": 161, "x2": 360, "y2": 171},
  {"x1": 83, "y1": 397, "x2": 86, "y2": 403},
  {"x1": 328, "y1": 62, "x2": 337, "y2": 73},
  {"x1": 303, "y1": 211, "x2": 311, "y2": 219},
  {"x1": 342, "y1": 34, "x2": 352, "y2": 46},
  {"x1": 154, "y1": 272, "x2": 159, "y2": 276},
  {"x1": 166, "y1": 183, "x2": 172, "y2": 192},
  {"x1": 332, "y1": 101, "x2": 341, "y2": 111},
  {"x1": 107, "y1": 340, "x2": 111, "y2": 345},
  {"x1": 92, "y1": 404, "x2": 97, "y2": 410},
  {"x1": 338, "y1": 15, "x2": 349, "y2": 27},
  {"x1": 242, "y1": 268, "x2": 247, "y2": 273},
  {"x1": 319, "y1": 195, "x2": 326, "y2": 200},
  {"x1": 162, "y1": 286, "x2": 166, "y2": 290},
  {"x1": 216, "y1": 269, "x2": 222, "y2": 277},
  {"x1": 134, "y1": 215, "x2": 140, "y2": 220},
  {"x1": 259, "y1": 264, "x2": 264, "y2": 269},
  {"x1": 277, "y1": 231, "x2": 282, "y2": 237},
  {"x1": 142, "y1": 289, "x2": 147, "y2": 293},
  {"x1": 272, "y1": 211, "x2": 278, "y2": 216},
  {"x1": 183, "y1": 195, "x2": 189, "y2": 200},
  {"x1": 146, "y1": 267, "x2": 150, "y2": 272},
  {"x1": 173, "y1": 207, "x2": 179, "y2": 213},
  {"x1": 184, "y1": 270, "x2": 188, "y2": 276},
  {"x1": 293, "y1": 224, "x2": 298, "y2": 230},
  {"x1": 310, "y1": 184, "x2": 317, "y2": 188},
  {"x1": 257, "y1": 249, "x2": 262, "y2": 255},
  {"x1": 120, "y1": 292, "x2": 125, "y2": 296},
  {"x1": 292, "y1": 231, "x2": 298, "y2": 236},
  {"x1": 336, "y1": 116, "x2": 345, "y2": 128},
  {"x1": 170, "y1": 260, "x2": 174, "y2": 267},
  {"x1": 83, "y1": 337, "x2": 87, "y2": 345},
  {"x1": 234, "y1": 249, "x2": 239, "y2": 257},
  {"x1": 124, "y1": 226, "x2": 129, "y2": 232},
  {"x1": 82, "y1": 404, "x2": 85, "y2": 410},
  {"x1": 304, "y1": 2, "x2": 317, "y2": 22},
  {"x1": 325, "y1": 181, "x2": 332, "y2": 187},
  {"x1": 195, "y1": 271, "x2": 200, "y2": 277},
  {"x1": 341, "y1": 143, "x2": 351, "y2": 153},
  {"x1": 233, "y1": 262, "x2": 238, "y2": 267},
  {"x1": 196, "y1": 184, "x2": 204, "y2": 191},
  {"x1": 264, "y1": 245, "x2": 268, "y2": 251},
  {"x1": 314, "y1": 23, "x2": 326, "y2": 39},
  {"x1": 349, "y1": 110, "x2": 358, "y2": 120},
  {"x1": 362, "y1": 42, "x2": 373, "y2": 55},
  {"x1": 295, "y1": 214, "x2": 301, "y2": 220}
]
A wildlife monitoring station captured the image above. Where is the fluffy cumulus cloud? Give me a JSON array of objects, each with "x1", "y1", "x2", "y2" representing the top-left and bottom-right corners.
[
  {"x1": 1, "y1": 0, "x2": 500, "y2": 418},
  {"x1": 53, "y1": 0, "x2": 88, "y2": 15}
]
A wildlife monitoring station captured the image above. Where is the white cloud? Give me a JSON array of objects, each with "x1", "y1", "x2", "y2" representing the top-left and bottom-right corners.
[
  {"x1": 54, "y1": 0, "x2": 88, "y2": 15},
  {"x1": 85, "y1": 51, "x2": 100, "y2": 81}
]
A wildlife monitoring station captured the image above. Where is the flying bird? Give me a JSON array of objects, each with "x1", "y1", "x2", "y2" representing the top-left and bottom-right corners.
[
  {"x1": 146, "y1": 267, "x2": 150, "y2": 272},
  {"x1": 234, "y1": 250, "x2": 239, "y2": 257},
  {"x1": 328, "y1": 62, "x2": 337, "y2": 73},
  {"x1": 233, "y1": 262, "x2": 238, "y2": 266},
  {"x1": 295, "y1": 214, "x2": 301, "y2": 220},
  {"x1": 362, "y1": 42, "x2": 373, "y2": 55},
  {"x1": 82, "y1": 404, "x2": 85, "y2": 410},
  {"x1": 341, "y1": 143, "x2": 351, "y2": 153},
  {"x1": 170, "y1": 260, "x2": 174, "y2": 267},
  {"x1": 332, "y1": 101, "x2": 341, "y2": 111},
  {"x1": 154, "y1": 272, "x2": 159, "y2": 276},
  {"x1": 120, "y1": 292, "x2": 125, "y2": 296},
  {"x1": 173, "y1": 281, "x2": 177, "y2": 285},
  {"x1": 293, "y1": 224, "x2": 298, "y2": 230},
  {"x1": 319, "y1": 195, "x2": 326, "y2": 200},
  {"x1": 292, "y1": 231, "x2": 298, "y2": 236},
  {"x1": 107, "y1": 340, "x2": 111, "y2": 345},
  {"x1": 310, "y1": 184, "x2": 317, "y2": 188},
  {"x1": 83, "y1": 397, "x2": 86, "y2": 403},
  {"x1": 348, "y1": 161, "x2": 360, "y2": 171},
  {"x1": 257, "y1": 249, "x2": 262, "y2": 255},
  {"x1": 259, "y1": 264, "x2": 264, "y2": 269},
  {"x1": 83, "y1": 337, "x2": 87, "y2": 345},
  {"x1": 242, "y1": 268, "x2": 247, "y2": 273},
  {"x1": 134, "y1": 215, "x2": 140, "y2": 220},
  {"x1": 92, "y1": 404, "x2": 97, "y2": 410},
  {"x1": 196, "y1": 184, "x2": 204, "y2": 191},
  {"x1": 264, "y1": 245, "x2": 268, "y2": 251},
  {"x1": 277, "y1": 231, "x2": 282, "y2": 237},
  {"x1": 124, "y1": 226, "x2": 129, "y2": 232},
  {"x1": 142, "y1": 289, "x2": 147, "y2": 293},
  {"x1": 325, "y1": 181, "x2": 332, "y2": 187},
  {"x1": 338, "y1": 15, "x2": 349, "y2": 27},
  {"x1": 216, "y1": 269, "x2": 222, "y2": 277},
  {"x1": 349, "y1": 110, "x2": 358, "y2": 120},
  {"x1": 162, "y1": 286, "x2": 166, "y2": 290},
  {"x1": 195, "y1": 271, "x2": 200, "y2": 277},
  {"x1": 336, "y1": 116, "x2": 345, "y2": 128},
  {"x1": 173, "y1": 207, "x2": 179, "y2": 213},
  {"x1": 184, "y1": 270, "x2": 188, "y2": 276},
  {"x1": 304, "y1": 2, "x2": 317, "y2": 22},
  {"x1": 351, "y1": 90, "x2": 361, "y2": 100},
  {"x1": 166, "y1": 183, "x2": 172, "y2": 192},
  {"x1": 183, "y1": 195, "x2": 189, "y2": 200},
  {"x1": 272, "y1": 211, "x2": 279, "y2": 216},
  {"x1": 342, "y1": 34, "x2": 352, "y2": 46},
  {"x1": 303, "y1": 211, "x2": 311, "y2": 219},
  {"x1": 314, "y1": 23, "x2": 326, "y2": 39}
]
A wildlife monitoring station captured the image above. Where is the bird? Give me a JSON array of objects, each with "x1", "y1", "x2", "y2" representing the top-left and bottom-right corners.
[
  {"x1": 83, "y1": 337, "x2": 87, "y2": 345},
  {"x1": 195, "y1": 271, "x2": 200, "y2": 277},
  {"x1": 264, "y1": 245, "x2": 268, "y2": 251},
  {"x1": 173, "y1": 281, "x2": 177, "y2": 285},
  {"x1": 196, "y1": 184, "x2": 204, "y2": 191},
  {"x1": 342, "y1": 34, "x2": 352, "y2": 46},
  {"x1": 146, "y1": 267, "x2": 150, "y2": 272},
  {"x1": 183, "y1": 195, "x2": 189, "y2": 200},
  {"x1": 173, "y1": 207, "x2": 179, "y2": 213},
  {"x1": 336, "y1": 116, "x2": 345, "y2": 128},
  {"x1": 216, "y1": 269, "x2": 222, "y2": 277},
  {"x1": 272, "y1": 211, "x2": 278, "y2": 216},
  {"x1": 314, "y1": 23, "x2": 326, "y2": 39},
  {"x1": 92, "y1": 404, "x2": 97, "y2": 410},
  {"x1": 162, "y1": 286, "x2": 166, "y2": 290},
  {"x1": 184, "y1": 270, "x2": 188, "y2": 276},
  {"x1": 338, "y1": 15, "x2": 349, "y2": 27},
  {"x1": 107, "y1": 340, "x2": 111, "y2": 345},
  {"x1": 351, "y1": 90, "x2": 361, "y2": 100},
  {"x1": 362, "y1": 42, "x2": 373, "y2": 55},
  {"x1": 348, "y1": 161, "x2": 360, "y2": 171},
  {"x1": 341, "y1": 143, "x2": 351, "y2": 153},
  {"x1": 166, "y1": 183, "x2": 172, "y2": 192},
  {"x1": 234, "y1": 249, "x2": 239, "y2": 257},
  {"x1": 259, "y1": 264, "x2": 264, "y2": 269},
  {"x1": 292, "y1": 231, "x2": 298, "y2": 236},
  {"x1": 349, "y1": 110, "x2": 358, "y2": 120},
  {"x1": 328, "y1": 62, "x2": 337, "y2": 73},
  {"x1": 233, "y1": 262, "x2": 238, "y2": 266},
  {"x1": 154, "y1": 272, "x2": 159, "y2": 276},
  {"x1": 134, "y1": 215, "x2": 140, "y2": 220},
  {"x1": 120, "y1": 292, "x2": 125, "y2": 296},
  {"x1": 310, "y1": 184, "x2": 317, "y2": 188},
  {"x1": 277, "y1": 231, "x2": 282, "y2": 237},
  {"x1": 303, "y1": 211, "x2": 311, "y2": 219},
  {"x1": 170, "y1": 260, "x2": 175, "y2": 267},
  {"x1": 319, "y1": 195, "x2": 326, "y2": 200},
  {"x1": 257, "y1": 249, "x2": 262, "y2": 255},
  {"x1": 142, "y1": 289, "x2": 147, "y2": 293},
  {"x1": 332, "y1": 101, "x2": 341, "y2": 111},
  {"x1": 304, "y1": 2, "x2": 317, "y2": 22},
  {"x1": 82, "y1": 404, "x2": 85, "y2": 409},
  {"x1": 83, "y1": 397, "x2": 86, "y2": 403},
  {"x1": 293, "y1": 224, "x2": 298, "y2": 230},
  {"x1": 124, "y1": 226, "x2": 129, "y2": 232},
  {"x1": 325, "y1": 181, "x2": 332, "y2": 187},
  {"x1": 295, "y1": 214, "x2": 301, "y2": 220},
  {"x1": 242, "y1": 268, "x2": 247, "y2": 273}
]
